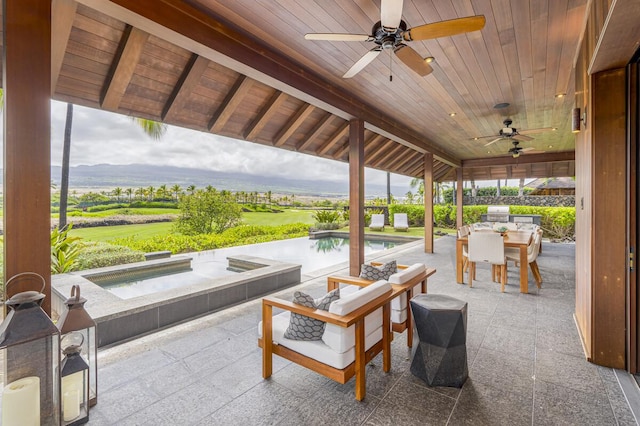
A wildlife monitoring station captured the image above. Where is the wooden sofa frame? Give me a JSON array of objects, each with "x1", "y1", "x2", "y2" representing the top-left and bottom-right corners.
[
  {"x1": 326, "y1": 263, "x2": 436, "y2": 348},
  {"x1": 259, "y1": 288, "x2": 394, "y2": 401}
]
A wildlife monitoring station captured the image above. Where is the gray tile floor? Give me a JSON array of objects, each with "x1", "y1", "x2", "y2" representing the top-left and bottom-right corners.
[{"x1": 88, "y1": 235, "x2": 639, "y2": 425}]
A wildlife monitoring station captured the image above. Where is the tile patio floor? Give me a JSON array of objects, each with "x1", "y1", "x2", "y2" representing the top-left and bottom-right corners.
[{"x1": 88, "y1": 235, "x2": 638, "y2": 425}]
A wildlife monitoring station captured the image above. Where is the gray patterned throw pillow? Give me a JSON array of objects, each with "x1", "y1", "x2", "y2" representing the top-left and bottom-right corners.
[
  {"x1": 359, "y1": 260, "x2": 397, "y2": 281},
  {"x1": 283, "y1": 288, "x2": 340, "y2": 341}
]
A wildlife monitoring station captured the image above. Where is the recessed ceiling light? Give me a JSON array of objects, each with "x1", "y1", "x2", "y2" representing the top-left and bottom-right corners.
[
  {"x1": 493, "y1": 102, "x2": 510, "y2": 109},
  {"x1": 555, "y1": 93, "x2": 566, "y2": 98},
  {"x1": 473, "y1": 137, "x2": 479, "y2": 141},
  {"x1": 449, "y1": 112, "x2": 456, "y2": 117},
  {"x1": 552, "y1": 127, "x2": 557, "y2": 131},
  {"x1": 548, "y1": 145, "x2": 553, "y2": 148},
  {"x1": 424, "y1": 56, "x2": 434, "y2": 63}
]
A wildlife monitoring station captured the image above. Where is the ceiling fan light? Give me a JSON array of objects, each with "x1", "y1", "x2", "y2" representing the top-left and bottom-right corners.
[
  {"x1": 424, "y1": 56, "x2": 434, "y2": 63},
  {"x1": 555, "y1": 93, "x2": 566, "y2": 98},
  {"x1": 449, "y1": 112, "x2": 456, "y2": 117},
  {"x1": 512, "y1": 152, "x2": 520, "y2": 158}
]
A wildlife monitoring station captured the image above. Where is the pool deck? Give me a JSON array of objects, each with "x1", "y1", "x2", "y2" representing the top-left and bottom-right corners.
[{"x1": 87, "y1": 235, "x2": 639, "y2": 425}]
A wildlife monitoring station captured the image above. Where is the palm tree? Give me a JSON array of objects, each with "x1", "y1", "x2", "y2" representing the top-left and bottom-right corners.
[
  {"x1": 147, "y1": 186, "x2": 155, "y2": 201},
  {"x1": 171, "y1": 184, "x2": 182, "y2": 202},
  {"x1": 59, "y1": 103, "x2": 74, "y2": 229},
  {"x1": 187, "y1": 184, "x2": 196, "y2": 195},
  {"x1": 58, "y1": 111, "x2": 167, "y2": 228},
  {"x1": 135, "y1": 187, "x2": 145, "y2": 200},
  {"x1": 125, "y1": 188, "x2": 134, "y2": 203},
  {"x1": 113, "y1": 187, "x2": 123, "y2": 202},
  {"x1": 157, "y1": 184, "x2": 168, "y2": 200}
]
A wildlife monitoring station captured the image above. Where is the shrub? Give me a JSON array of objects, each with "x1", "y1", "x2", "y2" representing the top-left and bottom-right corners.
[
  {"x1": 75, "y1": 242, "x2": 146, "y2": 270},
  {"x1": 112, "y1": 223, "x2": 310, "y2": 254},
  {"x1": 312, "y1": 210, "x2": 341, "y2": 224},
  {"x1": 128, "y1": 201, "x2": 178, "y2": 209},
  {"x1": 389, "y1": 205, "x2": 425, "y2": 226},
  {"x1": 51, "y1": 224, "x2": 82, "y2": 274},
  {"x1": 175, "y1": 189, "x2": 242, "y2": 235}
]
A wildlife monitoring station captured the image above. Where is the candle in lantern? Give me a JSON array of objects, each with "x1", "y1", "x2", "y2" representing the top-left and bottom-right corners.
[
  {"x1": 62, "y1": 371, "x2": 83, "y2": 422},
  {"x1": 1, "y1": 376, "x2": 40, "y2": 426}
]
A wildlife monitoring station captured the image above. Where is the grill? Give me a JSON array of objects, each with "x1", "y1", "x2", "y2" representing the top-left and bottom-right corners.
[{"x1": 486, "y1": 205, "x2": 510, "y2": 222}]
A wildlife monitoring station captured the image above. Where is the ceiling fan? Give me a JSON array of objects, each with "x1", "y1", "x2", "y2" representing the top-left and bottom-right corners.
[
  {"x1": 476, "y1": 119, "x2": 554, "y2": 147},
  {"x1": 304, "y1": 0, "x2": 485, "y2": 78},
  {"x1": 508, "y1": 141, "x2": 536, "y2": 158}
]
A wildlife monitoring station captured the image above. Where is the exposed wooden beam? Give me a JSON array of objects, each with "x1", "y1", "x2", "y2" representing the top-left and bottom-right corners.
[
  {"x1": 364, "y1": 135, "x2": 385, "y2": 158},
  {"x1": 274, "y1": 103, "x2": 315, "y2": 147},
  {"x1": 333, "y1": 141, "x2": 349, "y2": 160},
  {"x1": 372, "y1": 144, "x2": 404, "y2": 168},
  {"x1": 244, "y1": 90, "x2": 287, "y2": 140},
  {"x1": 398, "y1": 155, "x2": 422, "y2": 175},
  {"x1": 386, "y1": 149, "x2": 416, "y2": 170},
  {"x1": 461, "y1": 151, "x2": 575, "y2": 168},
  {"x1": 434, "y1": 165, "x2": 452, "y2": 182},
  {"x1": 51, "y1": 0, "x2": 77, "y2": 95},
  {"x1": 366, "y1": 139, "x2": 394, "y2": 164},
  {"x1": 297, "y1": 113, "x2": 334, "y2": 152},
  {"x1": 546, "y1": 162, "x2": 553, "y2": 177},
  {"x1": 101, "y1": 26, "x2": 149, "y2": 111},
  {"x1": 82, "y1": 0, "x2": 461, "y2": 166},
  {"x1": 409, "y1": 163, "x2": 423, "y2": 177},
  {"x1": 335, "y1": 133, "x2": 378, "y2": 160},
  {"x1": 162, "y1": 54, "x2": 209, "y2": 122},
  {"x1": 208, "y1": 74, "x2": 253, "y2": 133},
  {"x1": 506, "y1": 165, "x2": 513, "y2": 179},
  {"x1": 317, "y1": 123, "x2": 348, "y2": 156}
]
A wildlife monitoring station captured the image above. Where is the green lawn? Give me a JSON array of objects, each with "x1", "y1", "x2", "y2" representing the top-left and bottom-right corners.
[{"x1": 70, "y1": 209, "x2": 318, "y2": 242}]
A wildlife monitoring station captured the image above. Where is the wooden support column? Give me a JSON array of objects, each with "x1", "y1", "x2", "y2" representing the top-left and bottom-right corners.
[
  {"x1": 349, "y1": 119, "x2": 365, "y2": 277},
  {"x1": 424, "y1": 153, "x2": 434, "y2": 253},
  {"x1": 456, "y1": 168, "x2": 463, "y2": 229},
  {"x1": 3, "y1": 0, "x2": 52, "y2": 313}
]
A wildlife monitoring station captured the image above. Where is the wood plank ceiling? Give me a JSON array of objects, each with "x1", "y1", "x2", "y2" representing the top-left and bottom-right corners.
[{"x1": 7, "y1": 0, "x2": 585, "y2": 182}]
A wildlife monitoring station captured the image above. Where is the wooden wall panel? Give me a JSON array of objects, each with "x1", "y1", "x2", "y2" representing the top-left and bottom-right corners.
[{"x1": 590, "y1": 68, "x2": 627, "y2": 368}]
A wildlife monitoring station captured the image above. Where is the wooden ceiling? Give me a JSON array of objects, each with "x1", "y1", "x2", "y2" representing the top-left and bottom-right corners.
[{"x1": 11, "y1": 0, "x2": 584, "y2": 181}]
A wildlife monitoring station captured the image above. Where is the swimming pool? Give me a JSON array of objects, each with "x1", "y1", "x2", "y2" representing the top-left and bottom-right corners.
[{"x1": 100, "y1": 236, "x2": 401, "y2": 299}]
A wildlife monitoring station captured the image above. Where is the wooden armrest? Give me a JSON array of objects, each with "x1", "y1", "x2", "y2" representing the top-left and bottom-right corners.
[
  {"x1": 327, "y1": 274, "x2": 373, "y2": 288},
  {"x1": 370, "y1": 261, "x2": 410, "y2": 270}
]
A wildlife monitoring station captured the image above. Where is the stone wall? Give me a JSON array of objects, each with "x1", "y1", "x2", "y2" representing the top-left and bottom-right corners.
[{"x1": 462, "y1": 195, "x2": 575, "y2": 207}]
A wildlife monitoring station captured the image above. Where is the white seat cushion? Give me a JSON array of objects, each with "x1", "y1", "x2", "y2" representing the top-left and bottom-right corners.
[
  {"x1": 259, "y1": 312, "x2": 382, "y2": 370},
  {"x1": 391, "y1": 283, "x2": 423, "y2": 311}
]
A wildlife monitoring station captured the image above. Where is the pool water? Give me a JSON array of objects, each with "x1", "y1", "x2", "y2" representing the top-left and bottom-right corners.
[{"x1": 101, "y1": 236, "x2": 400, "y2": 299}]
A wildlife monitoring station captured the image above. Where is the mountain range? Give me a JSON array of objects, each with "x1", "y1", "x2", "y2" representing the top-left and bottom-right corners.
[{"x1": 46, "y1": 164, "x2": 410, "y2": 197}]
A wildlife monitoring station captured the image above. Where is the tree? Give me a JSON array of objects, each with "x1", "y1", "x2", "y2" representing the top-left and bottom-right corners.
[
  {"x1": 135, "y1": 187, "x2": 145, "y2": 200},
  {"x1": 171, "y1": 184, "x2": 182, "y2": 202},
  {"x1": 125, "y1": 188, "x2": 134, "y2": 203},
  {"x1": 147, "y1": 186, "x2": 155, "y2": 201},
  {"x1": 113, "y1": 187, "x2": 123, "y2": 202},
  {"x1": 187, "y1": 184, "x2": 196, "y2": 195},
  {"x1": 518, "y1": 178, "x2": 525, "y2": 197},
  {"x1": 175, "y1": 189, "x2": 242, "y2": 235}
]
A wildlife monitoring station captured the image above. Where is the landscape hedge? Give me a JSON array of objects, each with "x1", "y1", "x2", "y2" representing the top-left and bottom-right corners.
[
  {"x1": 111, "y1": 223, "x2": 310, "y2": 254},
  {"x1": 386, "y1": 204, "x2": 574, "y2": 240}
]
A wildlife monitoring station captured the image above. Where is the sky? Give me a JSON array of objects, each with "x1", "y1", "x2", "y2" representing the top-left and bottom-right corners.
[{"x1": 42, "y1": 100, "x2": 419, "y2": 192}]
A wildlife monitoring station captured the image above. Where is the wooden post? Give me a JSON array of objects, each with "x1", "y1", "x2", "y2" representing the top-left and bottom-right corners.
[
  {"x1": 349, "y1": 119, "x2": 365, "y2": 277},
  {"x1": 3, "y1": 0, "x2": 52, "y2": 313},
  {"x1": 456, "y1": 168, "x2": 463, "y2": 229},
  {"x1": 424, "y1": 153, "x2": 434, "y2": 253}
]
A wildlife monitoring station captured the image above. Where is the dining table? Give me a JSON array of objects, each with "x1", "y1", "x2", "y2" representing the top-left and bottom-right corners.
[{"x1": 456, "y1": 230, "x2": 534, "y2": 293}]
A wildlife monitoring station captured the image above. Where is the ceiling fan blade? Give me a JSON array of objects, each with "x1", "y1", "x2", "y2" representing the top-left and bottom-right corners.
[
  {"x1": 519, "y1": 127, "x2": 555, "y2": 135},
  {"x1": 403, "y1": 15, "x2": 486, "y2": 41},
  {"x1": 521, "y1": 147, "x2": 535, "y2": 152},
  {"x1": 484, "y1": 137, "x2": 502, "y2": 147},
  {"x1": 381, "y1": 0, "x2": 403, "y2": 30},
  {"x1": 513, "y1": 134, "x2": 534, "y2": 142},
  {"x1": 343, "y1": 48, "x2": 382, "y2": 78},
  {"x1": 394, "y1": 44, "x2": 433, "y2": 76},
  {"x1": 304, "y1": 33, "x2": 372, "y2": 42}
]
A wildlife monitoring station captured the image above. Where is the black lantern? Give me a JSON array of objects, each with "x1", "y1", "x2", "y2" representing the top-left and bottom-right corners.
[
  {"x1": 60, "y1": 333, "x2": 89, "y2": 425},
  {"x1": 57, "y1": 285, "x2": 97, "y2": 406},
  {"x1": 0, "y1": 272, "x2": 60, "y2": 426}
]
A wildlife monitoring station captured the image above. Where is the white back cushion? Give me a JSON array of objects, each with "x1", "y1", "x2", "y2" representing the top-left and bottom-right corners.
[
  {"x1": 327, "y1": 280, "x2": 391, "y2": 316},
  {"x1": 388, "y1": 263, "x2": 425, "y2": 284}
]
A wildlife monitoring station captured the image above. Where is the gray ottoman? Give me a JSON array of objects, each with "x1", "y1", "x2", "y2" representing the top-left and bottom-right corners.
[{"x1": 409, "y1": 294, "x2": 468, "y2": 387}]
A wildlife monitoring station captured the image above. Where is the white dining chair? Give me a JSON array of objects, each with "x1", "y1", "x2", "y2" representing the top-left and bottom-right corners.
[
  {"x1": 505, "y1": 229, "x2": 543, "y2": 288},
  {"x1": 467, "y1": 231, "x2": 508, "y2": 291},
  {"x1": 457, "y1": 225, "x2": 471, "y2": 272}
]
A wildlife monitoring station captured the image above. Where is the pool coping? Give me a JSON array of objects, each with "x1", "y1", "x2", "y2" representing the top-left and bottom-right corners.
[{"x1": 52, "y1": 254, "x2": 300, "y2": 347}]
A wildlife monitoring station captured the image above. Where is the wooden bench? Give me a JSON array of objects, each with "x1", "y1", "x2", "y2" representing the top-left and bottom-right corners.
[{"x1": 327, "y1": 263, "x2": 436, "y2": 348}]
